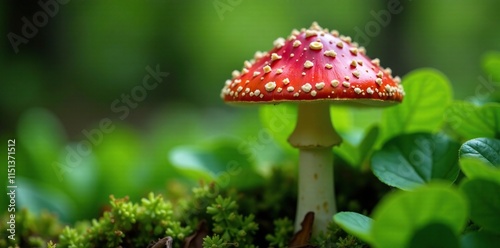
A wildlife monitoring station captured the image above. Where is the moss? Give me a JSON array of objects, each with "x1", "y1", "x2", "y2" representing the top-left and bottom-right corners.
[
  {"x1": 313, "y1": 223, "x2": 368, "y2": 248},
  {"x1": 0, "y1": 209, "x2": 62, "y2": 248},
  {"x1": 55, "y1": 193, "x2": 191, "y2": 248},
  {"x1": 265, "y1": 218, "x2": 294, "y2": 248},
  {"x1": 0, "y1": 168, "x2": 369, "y2": 247}
]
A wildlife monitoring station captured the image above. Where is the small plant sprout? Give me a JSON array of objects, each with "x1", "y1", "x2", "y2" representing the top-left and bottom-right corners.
[{"x1": 220, "y1": 22, "x2": 404, "y2": 234}]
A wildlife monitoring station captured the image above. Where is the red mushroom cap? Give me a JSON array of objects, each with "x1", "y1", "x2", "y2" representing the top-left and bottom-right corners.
[{"x1": 220, "y1": 22, "x2": 404, "y2": 106}]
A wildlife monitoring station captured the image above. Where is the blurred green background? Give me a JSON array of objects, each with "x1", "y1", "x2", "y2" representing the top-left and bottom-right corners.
[{"x1": 1, "y1": 0, "x2": 499, "y2": 223}]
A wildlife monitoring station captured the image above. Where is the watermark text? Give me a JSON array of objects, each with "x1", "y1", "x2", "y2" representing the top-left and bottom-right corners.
[{"x1": 6, "y1": 139, "x2": 17, "y2": 241}]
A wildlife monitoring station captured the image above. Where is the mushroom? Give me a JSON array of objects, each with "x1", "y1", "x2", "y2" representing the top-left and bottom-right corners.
[{"x1": 220, "y1": 22, "x2": 404, "y2": 234}]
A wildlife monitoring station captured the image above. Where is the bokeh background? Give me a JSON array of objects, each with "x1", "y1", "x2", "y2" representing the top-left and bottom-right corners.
[{"x1": 1, "y1": 0, "x2": 499, "y2": 223}]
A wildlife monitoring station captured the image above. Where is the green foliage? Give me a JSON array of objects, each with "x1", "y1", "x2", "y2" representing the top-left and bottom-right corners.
[
  {"x1": 335, "y1": 126, "x2": 380, "y2": 169},
  {"x1": 371, "y1": 183, "x2": 468, "y2": 247},
  {"x1": 482, "y1": 51, "x2": 500, "y2": 83},
  {"x1": 205, "y1": 196, "x2": 258, "y2": 247},
  {"x1": 461, "y1": 230, "x2": 500, "y2": 248},
  {"x1": 313, "y1": 223, "x2": 368, "y2": 248},
  {"x1": 444, "y1": 102, "x2": 500, "y2": 140},
  {"x1": 259, "y1": 103, "x2": 297, "y2": 154},
  {"x1": 459, "y1": 138, "x2": 500, "y2": 166},
  {"x1": 168, "y1": 141, "x2": 265, "y2": 190},
  {"x1": 4, "y1": 62, "x2": 500, "y2": 247},
  {"x1": 0, "y1": 209, "x2": 62, "y2": 248},
  {"x1": 9, "y1": 105, "x2": 271, "y2": 225},
  {"x1": 459, "y1": 158, "x2": 500, "y2": 184},
  {"x1": 335, "y1": 183, "x2": 469, "y2": 247},
  {"x1": 1, "y1": 168, "x2": 372, "y2": 247},
  {"x1": 380, "y1": 69, "x2": 453, "y2": 142},
  {"x1": 460, "y1": 179, "x2": 500, "y2": 234},
  {"x1": 17, "y1": 108, "x2": 66, "y2": 179},
  {"x1": 202, "y1": 234, "x2": 229, "y2": 247},
  {"x1": 57, "y1": 193, "x2": 191, "y2": 248},
  {"x1": 335, "y1": 62, "x2": 500, "y2": 247},
  {"x1": 371, "y1": 133, "x2": 460, "y2": 190},
  {"x1": 4, "y1": 2, "x2": 500, "y2": 247},
  {"x1": 408, "y1": 222, "x2": 460, "y2": 248},
  {"x1": 333, "y1": 212, "x2": 373, "y2": 243},
  {"x1": 265, "y1": 218, "x2": 294, "y2": 248}
]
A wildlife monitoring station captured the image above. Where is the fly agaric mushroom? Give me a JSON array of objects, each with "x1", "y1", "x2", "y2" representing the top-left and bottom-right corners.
[{"x1": 220, "y1": 22, "x2": 404, "y2": 234}]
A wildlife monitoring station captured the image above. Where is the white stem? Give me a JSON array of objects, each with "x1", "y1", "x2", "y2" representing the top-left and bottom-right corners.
[{"x1": 288, "y1": 102, "x2": 342, "y2": 235}]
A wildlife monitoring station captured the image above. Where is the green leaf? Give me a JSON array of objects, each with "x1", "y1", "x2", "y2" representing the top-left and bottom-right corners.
[
  {"x1": 16, "y1": 177, "x2": 75, "y2": 222},
  {"x1": 259, "y1": 104, "x2": 297, "y2": 151},
  {"x1": 408, "y1": 222, "x2": 459, "y2": 248},
  {"x1": 381, "y1": 69, "x2": 452, "y2": 142},
  {"x1": 169, "y1": 141, "x2": 264, "y2": 189},
  {"x1": 459, "y1": 158, "x2": 500, "y2": 184},
  {"x1": 358, "y1": 126, "x2": 380, "y2": 164},
  {"x1": 335, "y1": 126, "x2": 379, "y2": 168},
  {"x1": 333, "y1": 212, "x2": 373, "y2": 243},
  {"x1": 371, "y1": 133, "x2": 460, "y2": 190},
  {"x1": 331, "y1": 106, "x2": 382, "y2": 134},
  {"x1": 460, "y1": 178, "x2": 500, "y2": 233},
  {"x1": 335, "y1": 141, "x2": 358, "y2": 166},
  {"x1": 444, "y1": 102, "x2": 500, "y2": 140},
  {"x1": 371, "y1": 183, "x2": 468, "y2": 248},
  {"x1": 461, "y1": 231, "x2": 500, "y2": 248},
  {"x1": 460, "y1": 138, "x2": 500, "y2": 166},
  {"x1": 482, "y1": 51, "x2": 500, "y2": 83},
  {"x1": 17, "y1": 108, "x2": 66, "y2": 181},
  {"x1": 169, "y1": 146, "x2": 224, "y2": 177},
  {"x1": 53, "y1": 145, "x2": 99, "y2": 217}
]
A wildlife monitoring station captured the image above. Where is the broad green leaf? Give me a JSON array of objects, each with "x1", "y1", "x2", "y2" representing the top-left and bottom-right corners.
[
  {"x1": 459, "y1": 138, "x2": 500, "y2": 166},
  {"x1": 169, "y1": 146, "x2": 224, "y2": 176},
  {"x1": 371, "y1": 133, "x2": 460, "y2": 190},
  {"x1": 461, "y1": 231, "x2": 500, "y2": 248},
  {"x1": 444, "y1": 102, "x2": 500, "y2": 140},
  {"x1": 482, "y1": 51, "x2": 500, "y2": 83},
  {"x1": 17, "y1": 108, "x2": 66, "y2": 181},
  {"x1": 331, "y1": 106, "x2": 382, "y2": 134},
  {"x1": 358, "y1": 126, "x2": 379, "y2": 164},
  {"x1": 459, "y1": 158, "x2": 500, "y2": 184},
  {"x1": 169, "y1": 141, "x2": 264, "y2": 189},
  {"x1": 16, "y1": 177, "x2": 75, "y2": 222},
  {"x1": 259, "y1": 104, "x2": 297, "y2": 151},
  {"x1": 381, "y1": 69, "x2": 452, "y2": 142},
  {"x1": 371, "y1": 183, "x2": 468, "y2": 248},
  {"x1": 52, "y1": 144, "x2": 99, "y2": 215},
  {"x1": 460, "y1": 178, "x2": 500, "y2": 233},
  {"x1": 408, "y1": 222, "x2": 459, "y2": 248},
  {"x1": 335, "y1": 141, "x2": 358, "y2": 166},
  {"x1": 333, "y1": 212, "x2": 373, "y2": 243},
  {"x1": 335, "y1": 126, "x2": 379, "y2": 168}
]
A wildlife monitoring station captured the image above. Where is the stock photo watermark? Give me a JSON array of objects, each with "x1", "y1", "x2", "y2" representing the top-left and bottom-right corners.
[
  {"x1": 7, "y1": 0, "x2": 72, "y2": 53},
  {"x1": 353, "y1": 0, "x2": 411, "y2": 47},
  {"x1": 467, "y1": 75, "x2": 498, "y2": 103},
  {"x1": 6, "y1": 139, "x2": 17, "y2": 241},
  {"x1": 213, "y1": 0, "x2": 243, "y2": 21},
  {"x1": 51, "y1": 65, "x2": 169, "y2": 182},
  {"x1": 445, "y1": 74, "x2": 499, "y2": 131}
]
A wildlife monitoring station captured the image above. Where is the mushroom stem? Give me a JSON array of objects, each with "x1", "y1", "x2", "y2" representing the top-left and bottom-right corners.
[{"x1": 288, "y1": 102, "x2": 342, "y2": 234}]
